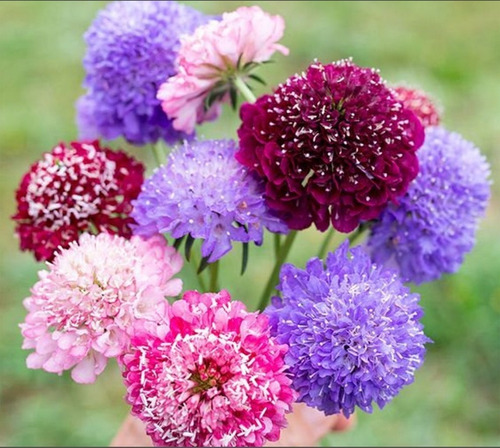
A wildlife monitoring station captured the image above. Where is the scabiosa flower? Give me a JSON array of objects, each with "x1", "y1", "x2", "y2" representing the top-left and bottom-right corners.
[
  {"x1": 77, "y1": 1, "x2": 209, "y2": 145},
  {"x1": 393, "y1": 86, "x2": 441, "y2": 128},
  {"x1": 267, "y1": 242, "x2": 430, "y2": 417},
  {"x1": 158, "y1": 6, "x2": 289, "y2": 134},
  {"x1": 367, "y1": 126, "x2": 491, "y2": 284},
  {"x1": 131, "y1": 139, "x2": 287, "y2": 262},
  {"x1": 120, "y1": 290, "x2": 294, "y2": 447},
  {"x1": 236, "y1": 59, "x2": 425, "y2": 233},
  {"x1": 20, "y1": 233, "x2": 183, "y2": 384},
  {"x1": 12, "y1": 141, "x2": 144, "y2": 262}
]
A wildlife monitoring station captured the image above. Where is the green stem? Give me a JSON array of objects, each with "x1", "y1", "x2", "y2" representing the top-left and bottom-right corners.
[
  {"x1": 274, "y1": 233, "x2": 281, "y2": 258},
  {"x1": 348, "y1": 226, "x2": 365, "y2": 246},
  {"x1": 257, "y1": 231, "x2": 298, "y2": 312},
  {"x1": 196, "y1": 269, "x2": 208, "y2": 293},
  {"x1": 233, "y1": 76, "x2": 257, "y2": 103},
  {"x1": 190, "y1": 247, "x2": 208, "y2": 292},
  {"x1": 150, "y1": 142, "x2": 166, "y2": 166},
  {"x1": 317, "y1": 227, "x2": 336, "y2": 259},
  {"x1": 209, "y1": 261, "x2": 220, "y2": 292}
]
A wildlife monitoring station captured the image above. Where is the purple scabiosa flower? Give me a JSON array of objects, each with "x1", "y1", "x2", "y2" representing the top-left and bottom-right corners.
[
  {"x1": 367, "y1": 126, "x2": 491, "y2": 284},
  {"x1": 236, "y1": 59, "x2": 425, "y2": 233},
  {"x1": 131, "y1": 139, "x2": 288, "y2": 263},
  {"x1": 267, "y1": 242, "x2": 430, "y2": 417},
  {"x1": 76, "y1": 1, "x2": 209, "y2": 145}
]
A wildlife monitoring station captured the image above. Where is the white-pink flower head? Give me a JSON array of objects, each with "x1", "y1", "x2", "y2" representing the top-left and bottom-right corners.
[
  {"x1": 20, "y1": 233, "x2": 183, "y2": 384},
  {"x1": 120, "y1": 290, "x2": 295, "y2": 447},
  {"x1": 158, "y1": 5, "x2": 289, "y2": 134}
]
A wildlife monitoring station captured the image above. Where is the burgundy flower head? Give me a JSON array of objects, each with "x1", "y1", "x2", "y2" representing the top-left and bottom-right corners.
[
  {"x1": 236, "y1": 59, "x2": 424, "y2": 233},
  {"x1": 393, "y1": 86, "x2": 440, "y2": 128},
  {"x1": 13, "y1": 140, "x2": 144, "y2": 261}
]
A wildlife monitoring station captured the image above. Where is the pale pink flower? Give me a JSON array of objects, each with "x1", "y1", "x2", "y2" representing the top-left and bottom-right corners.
[
  {"x1": 120, "y1": 290, "x2": 295, "y2": 447},
  {"x1": 20, "y1": 233, "x2": 183, "y2": 384},
  {"x1": 158, "y1": 6, "x2": 289, "y2": 134}
]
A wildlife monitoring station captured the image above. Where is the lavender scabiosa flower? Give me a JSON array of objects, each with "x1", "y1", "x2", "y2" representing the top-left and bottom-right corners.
[
  {"x1": 267, "y1": 242, "x2": 430, "y2": 417},
  {"x1": 132, "y1": 139, "x2": 288, "y2": 263},
  {"x1": 77, "y1": 1, "x2": 209, "y2": 145},
  {"x1": 367, "y1": 127, "x2": 491, "y2": 284}
]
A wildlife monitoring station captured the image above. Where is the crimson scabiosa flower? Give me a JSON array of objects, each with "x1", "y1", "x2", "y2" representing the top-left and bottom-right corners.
[
  {"x1": 393, "y1": 86, "x2": 441, "y2": 128},
  {"x1": 367, "y1": 126, "x2": 491, "y2": 284},
  {"x1": 77, "y1": 1, "x2": 209, "y2": 145},
  {"x1": 20, "y1": 233, "x2": 183, "y2": 384},
  {"x1": 266, "y1": 242, "x2": 430, "y2": 417},
  {"x1": 236, "y1": 59, "x2": 425, "y2": 233},
  {"x1": 120, "y1": 290, "x2": 294, "y2": 447},
  {"x1": 13, "y1": 141, "x2": 144, "y2": 262},
  {"x1": 131, "y1": 139, "x2": 287, "y2": 263}
]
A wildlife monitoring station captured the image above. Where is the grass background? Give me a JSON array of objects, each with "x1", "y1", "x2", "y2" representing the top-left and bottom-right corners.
[{"x1": 0, "y1": 1, "x2": 499, "y2": 446}]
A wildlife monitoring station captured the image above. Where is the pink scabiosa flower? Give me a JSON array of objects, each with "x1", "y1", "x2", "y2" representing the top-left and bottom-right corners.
[
  {"x1": 236, "y1": 59, "x2": 425, "y2": 233},
  {"x1": 120, "y1": 290, "x2": 294, "y2": 447},
  {"x1": 158, "y1": 5, "x2": 289, "y2": 134},
  {"x1": 12, "y1": 140, "x2": 144, "y2": 262},
  {"x1": 393, "y1": 86, "x2": 441, "y2": 128},
  {"x1": 20, "y1": 233, "x2": 183, "y2": 384}
]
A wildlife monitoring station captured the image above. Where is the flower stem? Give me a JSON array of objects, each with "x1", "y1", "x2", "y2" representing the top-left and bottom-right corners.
[
  {"x1": 189, "y1": 248, "x2": 208, "y2": 292},
  {"x1": 274, "y1": 233, "x2": 281, "y2": 258},
  {"x1": 151, "y1": 142, "x2": 166, "y2": 166},
  {"x1": 348, "y1": 225, "x2": 366, "y2": 246},
  {"x1": 257, "y1": 230, "x2": 298, "y2": 312},
  {"x1": 209, "y1": 260, "x2": 220, "y2": 292},
  {"x1": 317, "y1": 227, "x2": 336, "y2": 259},
  {"x1": 234, "y1": 76, "x2": 257, "y2": 104}
]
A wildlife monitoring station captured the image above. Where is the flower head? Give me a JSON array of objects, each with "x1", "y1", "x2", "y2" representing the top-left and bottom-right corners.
[
  {"x1": 267, "y1": 242, "x2": 430, "y2": 417},
  {"x1": 132, "y1": 139, "x2": 287, "y2": 262},
  {"x1": 393, "y1": 86, "x2": 441, "y2": 128},
  {"x1": 236, "y1": 59, "x2": 425, "y2": 233},
  {"x1": 158, "y1": 6, "x2": 289, "y2": 134},
  {"x1": 77, "y1": 1, "x2": 209, "y2": 145},
  {"x1": 20, "y1": 233, "x2": 183, "y2": 384},
  {"x1": 367, "y1": 126, "x2": 491, "y2": 284},
  {"x1": 13, "y1": 140, "x2": 144, "y2": 262},
  {"x1": 120, "y1": 290, "x2": 294, "y2": 447}
]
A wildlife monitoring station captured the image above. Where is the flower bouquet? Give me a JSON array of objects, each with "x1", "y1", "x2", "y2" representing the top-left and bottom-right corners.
[{"x1": 13, "y1": 2, "x2": 491, "y2": 447}]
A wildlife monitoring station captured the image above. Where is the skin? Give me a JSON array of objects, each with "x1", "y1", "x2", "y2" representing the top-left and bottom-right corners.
[{"x1": 110, "y1": 403, "x2": 356, "y2": 447}]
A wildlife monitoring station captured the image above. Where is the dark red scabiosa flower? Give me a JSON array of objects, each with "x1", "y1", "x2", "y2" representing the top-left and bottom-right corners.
[
  {"x1": 13, "y1": 140, "x2": 144, "y2": 262},
  {"x1": 393, "y1": 86, "x2": 441, "y2": 128},
  {"x1": 236, "y1": 59, "x2": 425, "y2": 233}
]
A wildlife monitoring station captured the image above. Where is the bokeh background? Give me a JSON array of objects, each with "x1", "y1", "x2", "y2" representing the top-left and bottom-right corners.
[{"x1": 1, "y1": 1, "x2": 499, "y2": 446}]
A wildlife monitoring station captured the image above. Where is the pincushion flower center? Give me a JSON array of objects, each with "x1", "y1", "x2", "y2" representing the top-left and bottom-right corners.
[{"x1": 189, "y1": 358, "x2": 232, "y2": 395}]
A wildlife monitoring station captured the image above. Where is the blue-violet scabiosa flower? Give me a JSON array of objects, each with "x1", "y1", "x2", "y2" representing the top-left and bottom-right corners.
[
  {"x1": 131, "y1": 139, "x2": 288, "y2": 262},
  {"x1": 367, "y1": 126, "x2": 491, "y2": 284},
  {"x1": 267, "y1": 241, "x2": 430, "y2": 417},
  {"x1": 76, "y1": 1, "x2": 209, "y2": 145}
]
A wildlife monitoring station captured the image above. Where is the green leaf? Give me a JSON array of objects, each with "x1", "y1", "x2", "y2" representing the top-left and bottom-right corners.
[
  {"x1": 248, "y1": 73, "x2": 267, "y2": 86},
  {"x1": 184, "y1": 235, "x2": 195, "y2": 262},
  {"x1": 197, "y1": 256, "x2": 210, "y2": 274},
  {"x1": 173, "y1": 235, "x2": 185, "y2": 251},
  {"x1": 230, "y1": 86, "x2": 238, "y2": 110},
  {"x1": 241, "y1": 242, "x2": 249, "y2": 275},
  {"x1": 236, "y1": 53, "x2": 243, "y2": 70}
]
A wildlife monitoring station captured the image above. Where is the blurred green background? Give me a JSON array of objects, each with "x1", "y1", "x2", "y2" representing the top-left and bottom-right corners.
[{"x1": 1, "y1": 1, "x2": 499, "y2": 446}]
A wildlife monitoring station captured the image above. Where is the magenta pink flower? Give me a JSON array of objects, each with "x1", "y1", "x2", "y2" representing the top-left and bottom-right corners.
[
  {"x1": 20, "y1": 233, "x2": 183, "y2": 384},
  {"x1": 120, "y1": 290, "x2": 295, "y2": 447},
  {"x1": 158, "y1": 6, "x2": 289, "y2": 134}
]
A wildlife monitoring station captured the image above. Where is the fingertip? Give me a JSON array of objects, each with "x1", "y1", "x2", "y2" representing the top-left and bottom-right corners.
[{"x1": 331, "y1": 412, "x2": 357, "y2": 432}]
